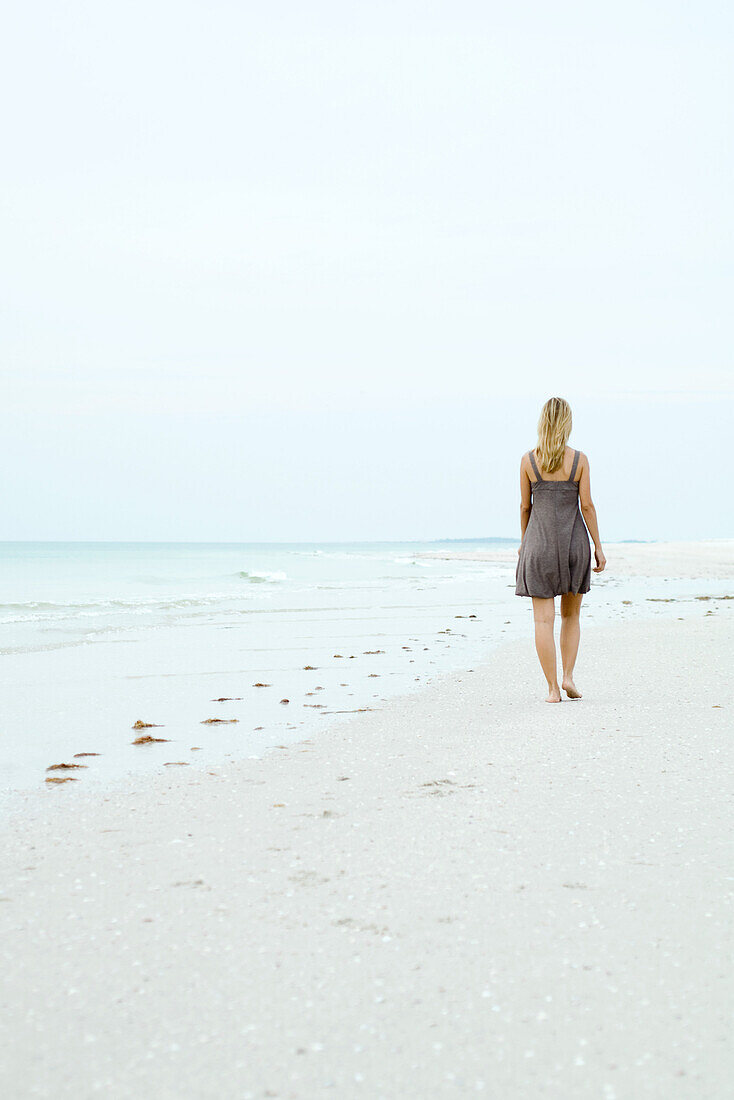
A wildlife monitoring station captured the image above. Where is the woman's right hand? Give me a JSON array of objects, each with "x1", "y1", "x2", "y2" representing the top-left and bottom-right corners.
[{"x1": 593, "y1": 547, "x2": 606, "y2": 573}]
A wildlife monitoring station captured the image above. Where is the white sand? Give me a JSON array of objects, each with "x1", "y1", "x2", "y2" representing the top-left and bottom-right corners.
[
  {"x1": 418, "y1": 538, "x2": 734, "y2": 578},
  {"x1": 2, "y1": 587, "x2": 733, "y2": 1096}
]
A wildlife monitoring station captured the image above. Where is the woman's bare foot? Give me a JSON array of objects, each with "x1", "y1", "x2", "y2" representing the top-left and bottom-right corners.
[
  {"x1": 545, "y1": 684, "x2": 562, "y2": 703},
  {"x1": 562, "y1": 677, "x2": 582, "y2": 699}
]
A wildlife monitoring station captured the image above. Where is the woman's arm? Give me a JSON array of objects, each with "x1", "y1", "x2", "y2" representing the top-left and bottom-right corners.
[
  {"x1": 577, "y1": 453, "x2": 606, "y2": 572},
  {"x1": 518, "y1": 455, "x2": 532, "y2": 550}
]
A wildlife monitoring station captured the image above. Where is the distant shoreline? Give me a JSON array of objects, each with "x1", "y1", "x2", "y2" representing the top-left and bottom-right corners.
[
  {"x1": 1, "y1": 535, "x2": 733, "y2": 549},
  {"x1": 416, "y1": 538, "x2": 734, "y2": 579}
]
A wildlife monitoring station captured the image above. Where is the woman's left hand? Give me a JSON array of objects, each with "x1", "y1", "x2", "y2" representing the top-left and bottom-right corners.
[{"x1": 593, "y1": 547, "x2": 606, "y2": 573}]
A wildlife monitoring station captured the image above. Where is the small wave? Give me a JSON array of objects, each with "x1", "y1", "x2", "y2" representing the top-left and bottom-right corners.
[
  {"x1": 0, "y1": 591, "x2": 258, "y2": 624},
  {"x1": 236, "y1": 570, "x2": 287, "y2": 583}
]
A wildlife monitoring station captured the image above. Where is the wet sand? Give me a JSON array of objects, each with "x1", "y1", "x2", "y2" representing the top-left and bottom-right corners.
[{"x1": 1, "y1": 596, "x2": 733, "y2": 1097}]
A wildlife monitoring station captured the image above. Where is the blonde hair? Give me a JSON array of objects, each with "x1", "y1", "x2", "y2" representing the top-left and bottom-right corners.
[{"x1": 535, "y1": 397, "x2": 572, "y2": 473}]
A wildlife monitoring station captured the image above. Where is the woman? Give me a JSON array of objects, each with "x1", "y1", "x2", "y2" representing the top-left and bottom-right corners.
[{"x1": 516, "y1": 397, "x2": 606, "y2": 702}]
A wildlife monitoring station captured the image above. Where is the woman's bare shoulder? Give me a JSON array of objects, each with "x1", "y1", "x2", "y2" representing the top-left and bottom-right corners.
[{"x1": 573, "y1": 450, "x2": 591, "y2": 480}]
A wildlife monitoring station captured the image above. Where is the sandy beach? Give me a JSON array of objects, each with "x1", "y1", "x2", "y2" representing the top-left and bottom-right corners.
[{"x1": 2, "y1": 559, "x2": 733, "y2": 1098}]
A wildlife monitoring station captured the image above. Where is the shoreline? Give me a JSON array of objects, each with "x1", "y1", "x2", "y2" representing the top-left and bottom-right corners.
[
  {"x1": 2, "y1": 601, "x2": 733, "y2": 1097},
  {"x1": 416, "y1": 537, "x2": 734, "y2": 579},
  {"x1": 4, "y1": 538, "x2": 733, "y2": 805}
]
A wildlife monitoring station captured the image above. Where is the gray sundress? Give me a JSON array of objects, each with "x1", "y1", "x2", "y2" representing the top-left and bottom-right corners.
[{"x1": 515, "y1": 448, "x2": 591, "y2": 598}]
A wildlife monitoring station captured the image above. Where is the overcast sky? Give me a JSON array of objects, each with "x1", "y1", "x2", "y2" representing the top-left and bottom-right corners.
[{"x1": 2, "y1": 1, "x2": 732, "y2": 541}]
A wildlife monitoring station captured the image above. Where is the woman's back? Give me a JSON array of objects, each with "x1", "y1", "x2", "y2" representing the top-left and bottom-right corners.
[{"x1": 529, "y1": 445, "x2": 582, "y2": 483}]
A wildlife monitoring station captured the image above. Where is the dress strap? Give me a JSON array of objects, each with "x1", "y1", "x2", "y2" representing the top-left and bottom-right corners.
[
  {"x1": 528, "y1": 450, "x2": 543, "y2": 482},
  {"x1": 568, "y1": 449, "x2": 580, "y2": 482}
]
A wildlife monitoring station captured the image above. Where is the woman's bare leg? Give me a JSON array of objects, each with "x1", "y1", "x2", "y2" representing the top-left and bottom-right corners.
[
  {"x1": 531, "y1": 597, "x2": 560, "y2": 702},
  {"x1": 560, "y1": 592, "x2": 583, "y2": 698}
]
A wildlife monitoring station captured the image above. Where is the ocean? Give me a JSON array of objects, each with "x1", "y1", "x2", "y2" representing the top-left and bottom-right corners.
[{"x1": 0, "y1": 539, "x2": 717, "y2": 804}]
